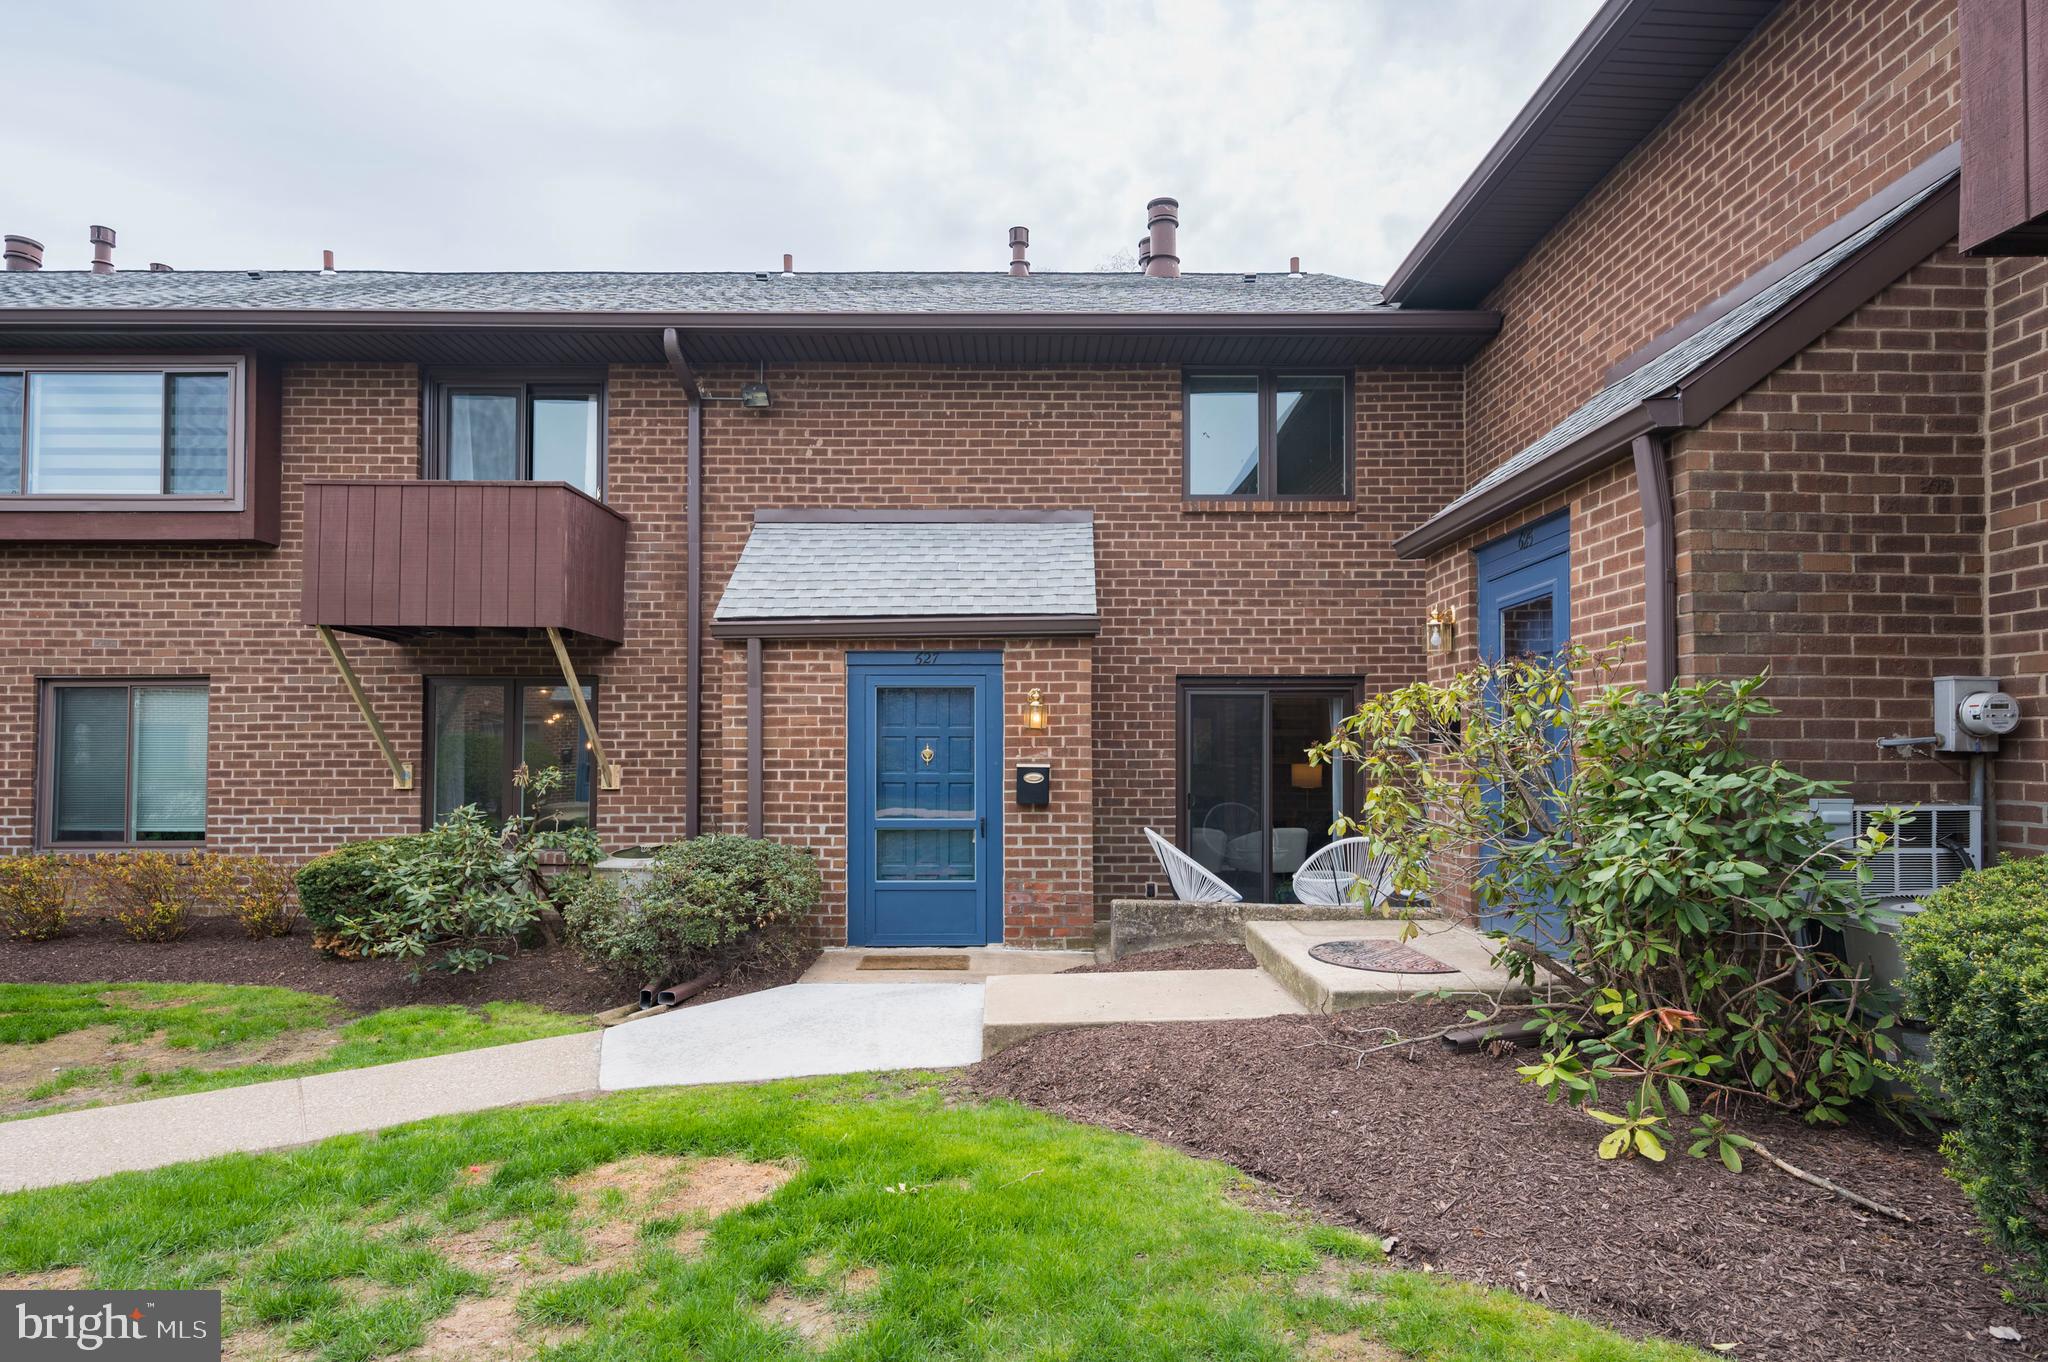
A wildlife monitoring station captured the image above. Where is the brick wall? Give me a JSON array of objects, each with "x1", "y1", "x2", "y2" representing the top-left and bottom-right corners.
[
  {"x1": 0, "y1": 361, "x2": 698, "y2": 861},
  {"x1": 1987, "y1": 257, "x2": 2048, "y2": 856},
  {"x1": 1673, "y1": 246, "x2": 1987, "y2": 801},
  {"x1": 687, "y1": 363, "x2": 1465, "y2": 924},
  {"x1": 1466, "y1": 0, "x2": 1962, "y2": 482}
]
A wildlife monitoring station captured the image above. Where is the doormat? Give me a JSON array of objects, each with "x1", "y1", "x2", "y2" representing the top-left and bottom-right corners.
[
  {"x1": 1307, "y1": 940, "x2": 1456, "y2": 974},
  {"x1": 855, "y1": 954, "x2": 971, "y2": 971}
]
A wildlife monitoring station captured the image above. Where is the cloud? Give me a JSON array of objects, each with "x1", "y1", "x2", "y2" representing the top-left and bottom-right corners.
[{"x1": 7, "y1": 0, "x2": 1600, "y2": 281}]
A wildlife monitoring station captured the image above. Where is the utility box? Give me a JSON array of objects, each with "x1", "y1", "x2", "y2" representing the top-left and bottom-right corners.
[
  {"x1": 1934, "y1": 676, "x2": 2020, "y2": 754},
  {"x1": 1015, "y1": 762, "x2": 1051, "y2": 806}
]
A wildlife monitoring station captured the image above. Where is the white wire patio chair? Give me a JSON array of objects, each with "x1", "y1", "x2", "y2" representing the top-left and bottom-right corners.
[
  {"x1": 1143, "y1": 827, "x2": 1244, "y2": 903},
  {"x1": 1291, "y1": 837, "x2": 1393, "y2": 908}
]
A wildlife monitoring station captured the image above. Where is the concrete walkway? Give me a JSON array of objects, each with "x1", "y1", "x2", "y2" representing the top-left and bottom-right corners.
[
  {"x1": 0, "y1": 1031, "x2": 600, "y2": 1193},
  {"x1": 600, "y1": 981, "x2": 986, "y2": 1089}
]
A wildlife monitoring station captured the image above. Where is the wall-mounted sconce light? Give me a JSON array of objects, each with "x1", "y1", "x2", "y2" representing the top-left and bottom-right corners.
[
  {"x1": 1289, "y1": 761, "x2": 1324, "y2": 790},
  {"x1": 1425, "y1": 606, "x2": 1457, "y2": 656},
  {"x1": 1024, "y1": 688, "x2": 1048, "y2": 730}
]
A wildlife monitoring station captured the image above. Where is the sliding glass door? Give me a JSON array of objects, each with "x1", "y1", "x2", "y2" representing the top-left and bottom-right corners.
[{"x1": 1180, "y1": 680, "x2": 1355, "y2": 903}]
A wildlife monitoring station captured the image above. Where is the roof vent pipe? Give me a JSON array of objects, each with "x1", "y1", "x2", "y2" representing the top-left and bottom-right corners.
[
  {"x1": 1137, "y1": 235, "x2": 1151, "y2": 272},
  {"x1": 148, "y1": 262, "x2": 174, "y2": 272},
  {"x1": 3, "y1": 236, "x2": 43, "y2": 271},
  {"x1": 1143, "y1": 197, "x2": 1179, "y2": 278},
  {"x1": 1008, "y1": 226, "x2": 1030, "y2": 276},
  {"x1": 781, "y1": 253, "x2": 794, "y2": 277},
  {"x1": 88, "y1": 225, "x2": 115, "y2": 274}
]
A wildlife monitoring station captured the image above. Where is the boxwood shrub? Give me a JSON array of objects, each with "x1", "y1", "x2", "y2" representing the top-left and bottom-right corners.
[
  {"x1": 563, "y1": 835, "x2": 820, "y2": 983},
  {"x1": 295, "y1": 838, "x2": 407, "y2": 933},
  {"x1": 1902, "y1": 855, "x2": 2048, "y2": 1302}
]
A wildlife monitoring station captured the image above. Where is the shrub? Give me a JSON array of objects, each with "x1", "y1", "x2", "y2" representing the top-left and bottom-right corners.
[
  {"x1": 0, "y1": 855, "x2": 71, "y2": 941},
  {"x1": 296, "y1": 839, "x2": 407, "y2": 939},
  {"x1": 328, "y1": 808, "x2": 549, "y2": 977},
  {"x1": 563, "y1": 835, "x2": 819, "y2": 983},
  {"x1": 76, "y1": 851, "x2": 236, "y2": 942},
  {"x1": 1313, "y1": 646, "x2": 1902, "y2": 1164},
  {"x1": 227, "y1": 855, "x2": 300, "y2": 939},
  {"x1": 1903, "y1": 856, "x2": 2048, "y2": 1302}
]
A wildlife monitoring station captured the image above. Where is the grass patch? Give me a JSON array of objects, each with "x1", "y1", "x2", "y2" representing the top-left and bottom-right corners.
[
  {"x1": 0, "y1": 983, "x2": 589, "y2": 1118},
  {"x1": 0, "y1": 1075, "x2": 1707, "y2": 1361}
]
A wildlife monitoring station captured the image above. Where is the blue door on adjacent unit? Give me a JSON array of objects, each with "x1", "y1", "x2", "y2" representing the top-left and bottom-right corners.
[
  {"x1": 847, "y1": 653, "x2": 1004, "y2": 946},
  {"x1": 1475, "y1": 513, "x2": 1571, "y2": 952}
]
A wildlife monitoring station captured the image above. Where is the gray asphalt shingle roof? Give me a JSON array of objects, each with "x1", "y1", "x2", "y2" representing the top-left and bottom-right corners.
[
  {"x1": 0, "y1": 269, "x2": 1386, "y2": 315},
  {"x1": 715, "y1": 517, "x2": 1097, "y2": 624},
  {"x1": 1411, "y1": 176, "x2": 1947, "y2": 535}
]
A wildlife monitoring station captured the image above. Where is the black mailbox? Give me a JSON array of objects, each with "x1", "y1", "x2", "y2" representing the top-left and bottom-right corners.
[{"x1": 1015, "y1": 762, "x2": 1051, "y2": 806}]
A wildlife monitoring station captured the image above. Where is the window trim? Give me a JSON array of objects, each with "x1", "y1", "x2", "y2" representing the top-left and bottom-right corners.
[
  {"x1": 1171, "y1": 675, "x2": 1363, "y2": 902},
  {"x1": 35, "y1": 676, "x2": 211, "y2": 851},
  {"x1": 419, "y1": 675, "x2": 602, "y2": 832},
  {"x1": 421, "y1": 368, "x2": 608, "y2": 499},
  {"x1": 0, "y1": 356, "x2": 247, "y2": 513},
  {"x1": 1180, "y1": 367, "x2": 1354, "y2": 502}
]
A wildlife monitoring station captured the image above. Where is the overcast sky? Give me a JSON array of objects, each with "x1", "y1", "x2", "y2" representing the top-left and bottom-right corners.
[{"x1": 9, "y1": 1, "x2": 1600, "y2": 282}]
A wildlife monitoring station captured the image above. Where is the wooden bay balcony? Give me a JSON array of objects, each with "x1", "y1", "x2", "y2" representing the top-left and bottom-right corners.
[{"x1": 299, "y1": 480, "x2": 628, "y2": 644}]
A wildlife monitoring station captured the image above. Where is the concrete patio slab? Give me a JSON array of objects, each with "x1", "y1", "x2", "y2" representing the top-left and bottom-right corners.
[
  {"x1": 801, "y1": 945, "x2": 1092, "y2": 985},
  {"x1": 1244, "y1": 918, "x2": 1528, "y2": 1013},
  {"x1": 599, "y1": 981, "x2": 986, "y2": 1090},
  {"x1": 981, "y1": 969, "x2": 1306, "y2": 1055},
  {"x1": 0, "y1": 1031, "x2": 602, "y2": 1193}
]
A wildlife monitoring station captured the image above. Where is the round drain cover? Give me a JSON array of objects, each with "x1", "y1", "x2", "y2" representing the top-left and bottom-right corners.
[{"x1": 1307, "y1": 939, "x2": 1456, "y2": 974}]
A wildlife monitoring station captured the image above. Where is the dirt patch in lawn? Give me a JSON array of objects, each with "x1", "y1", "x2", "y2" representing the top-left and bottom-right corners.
[
  {"x1": 1063, "y1": 943, "x2": 1257, "y2": 973},
  {"x1": 965, "y1": 1004, "x2": 2042, "y2": 1362},
  {"x1": 1303, "y1": 1333, "x2": 1405, "y2": 1362},
  {"x1": 416, "y1": 1154, "x2": 797, "y2": 1360},
  {"x1": 0, "y1": 916, "x2": 821, "y2": 1017},
  {"x1": 0, "y1": 1266, "x2": 86, "y2": 1290},
  {"x1": 0, "y1": 1021, "x2": 345, "y2": 1118}
]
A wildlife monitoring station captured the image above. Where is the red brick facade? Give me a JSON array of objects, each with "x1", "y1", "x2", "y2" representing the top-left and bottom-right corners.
[{"x1": 1421, "y1": 0, "x2": 2048, "y2": 867}]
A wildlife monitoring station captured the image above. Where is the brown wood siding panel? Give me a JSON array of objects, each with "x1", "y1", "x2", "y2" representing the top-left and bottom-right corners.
[
  {"x1": 370, "y1": 482, "x2": 402, "y2": 625},
  {"x1": 477, "y1": 485, "x2": 510, "y2": 627},
  {"x1": 2031, "y1": 0, "x2": 2048, "y2": 220},
  {"x1": 506, "y1": 489, "x2": 538, "y2": 629},
  {"x1": 298, "y1": 480, "x2": 628, "y2": 642},
  {"x1": 1962, "y1": 0, "x2": 2029, "y2": 247},
  {"x1": 426, "y1": 483, "x2": 457, "y2": 627}
]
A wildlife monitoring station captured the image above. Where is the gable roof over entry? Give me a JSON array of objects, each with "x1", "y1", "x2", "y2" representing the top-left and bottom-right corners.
[{"x1": 712, "y1": 511, "x2": 1099, "y2": 639}]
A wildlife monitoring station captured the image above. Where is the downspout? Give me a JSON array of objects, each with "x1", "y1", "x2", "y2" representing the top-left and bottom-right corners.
[
  {"x1": 1630, "y1": 433, "x2": 1677, "y2": 692},
  {"x1": 663, "y1": 327, "x2": 705, "y2": 838}
]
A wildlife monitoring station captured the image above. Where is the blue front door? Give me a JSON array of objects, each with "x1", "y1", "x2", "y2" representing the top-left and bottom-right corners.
[
  {"x1": 847, "y1": 653, "x2": 1003, "y2": 946},
  {"x1": 1475, "y1": 513, "x2": 1571, "y2": 952}
]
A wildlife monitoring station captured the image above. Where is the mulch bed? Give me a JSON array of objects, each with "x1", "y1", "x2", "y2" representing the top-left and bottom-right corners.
[
  {"x1": 1062, "y1": 943, "x2": 1258, "y2": 973},
  {"x1": 0, "y1": 916, "x2": 818, "y2": 1018},
  {"x1": 965, "y1": 1004, "x2": 2041, "y2": 1362}
]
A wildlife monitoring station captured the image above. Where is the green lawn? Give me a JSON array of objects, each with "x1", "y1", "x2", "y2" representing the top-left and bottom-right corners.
[
  {"x1": 0, "y1": 982, "x2": 589, "y2": 1118},
  {"x1": 0, "y1": 1075, "x2": 1707, "y2": 1361}
]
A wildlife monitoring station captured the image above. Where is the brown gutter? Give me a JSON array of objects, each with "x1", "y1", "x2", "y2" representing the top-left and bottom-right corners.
[
  {"x1": 710, "y1": 613, "x2": 1101, "y2": 641},
  {"x1": 1630, "y1": 434, "x2": 1676, "y2": 691},
  {"x1": 0, "y1": 307, "x2": 1499, "y2": 338},
  {"x1": 746, "y1": 637, "x2": 764, "y2": 838},
  {"x1": 662, "y1": 327, "x2": 704, "y2": 838}
]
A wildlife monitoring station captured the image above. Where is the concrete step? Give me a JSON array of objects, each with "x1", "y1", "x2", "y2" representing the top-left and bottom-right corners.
[
  {"x1": 1243, "y1": 918, "x2": 1529, "y2": 1014},
  {"x1": 981, "y1": 969, "x2": 1305, "y2": 1055}
]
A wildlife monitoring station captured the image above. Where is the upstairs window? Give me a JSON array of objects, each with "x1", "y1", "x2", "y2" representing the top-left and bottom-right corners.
[
  {"x1": 1183, "y1": 370, "x2": 1350, "y2": 500},
  {"x1": 426, "y1": 372, "x2": 604, "y2": 498},
  {"x1": 40, "y1": 680, "x2": 209, "y2": 848},
  {"x1": 0, "y1": 365, "x2": 235, "y2": 498}
]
